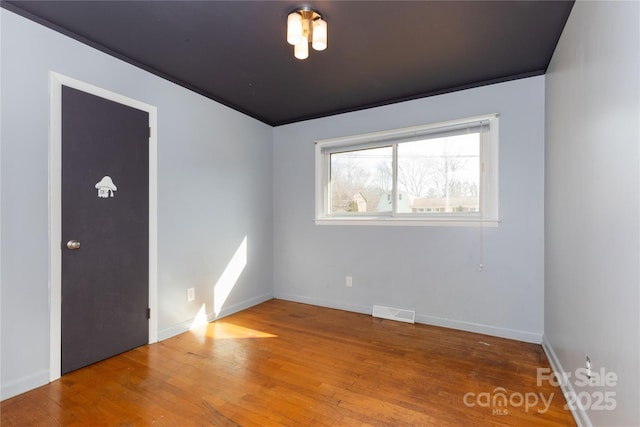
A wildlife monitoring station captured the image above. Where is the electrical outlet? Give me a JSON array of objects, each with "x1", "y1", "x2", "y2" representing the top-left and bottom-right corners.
[
  {"x1": 187, "y1": 287, "x2": 195, "y2": 302},
  {"x1": 346, "y1": 276, "x2": 353, "y2": 287}
]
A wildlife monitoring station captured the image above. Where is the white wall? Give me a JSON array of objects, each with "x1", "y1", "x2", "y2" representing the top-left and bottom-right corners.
[
  {"x1": 273, "y1": 76, "x2": 546, "y2": 343},
  {"x1": 544, "y1": 2, "x2": 640, "y2": 426},
  {"x1": 1, "y1": 9, "x2": 273, "y2": 399}
]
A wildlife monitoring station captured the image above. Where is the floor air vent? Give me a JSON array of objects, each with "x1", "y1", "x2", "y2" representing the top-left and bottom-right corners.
[{"x1": 372, "y1": 305, "x2": 415, "y2": 324}]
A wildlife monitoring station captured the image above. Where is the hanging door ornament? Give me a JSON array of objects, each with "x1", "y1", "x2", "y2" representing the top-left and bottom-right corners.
[{"x1": 95, "y1": 176, "x2": 117, "y2": 198}]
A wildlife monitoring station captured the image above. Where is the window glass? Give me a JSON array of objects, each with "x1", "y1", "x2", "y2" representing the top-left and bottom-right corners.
[
  {"x1": 330, "y1": 146, "x2": 392, "y2": 213},
  {"x1": 397, "y1": 133, "x2": 479, "y2": 214}
]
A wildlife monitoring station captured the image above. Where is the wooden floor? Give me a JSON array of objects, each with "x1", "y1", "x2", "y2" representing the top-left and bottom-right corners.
[{"x1": 2, "y1": 299, "x2": 576, "y2": 426}]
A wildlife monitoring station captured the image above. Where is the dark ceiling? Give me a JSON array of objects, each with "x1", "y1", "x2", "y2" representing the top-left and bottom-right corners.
[{"x1": 3, "y1": 1, "x2": 573, "y2": 126}]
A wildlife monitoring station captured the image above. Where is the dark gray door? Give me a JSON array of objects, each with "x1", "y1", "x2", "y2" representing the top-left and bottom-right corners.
[{"x1": 61, "y1": 86, "x2": 149, "y2": 375}]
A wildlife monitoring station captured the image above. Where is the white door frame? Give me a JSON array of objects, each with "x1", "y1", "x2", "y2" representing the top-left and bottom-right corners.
[{"x1": 48, "y1": 72, "x2": 158, "y2": 381}]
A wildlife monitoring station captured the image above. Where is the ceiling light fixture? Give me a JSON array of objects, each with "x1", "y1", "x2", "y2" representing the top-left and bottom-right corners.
[{"x1": 286, "y1": 6, "x2": 327, "y2": 60}]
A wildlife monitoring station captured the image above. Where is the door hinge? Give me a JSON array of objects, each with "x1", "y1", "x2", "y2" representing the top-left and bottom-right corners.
[
  {"x1": 146, "y1": 308, "x2": 151, "y2": 319},
  {"x1": 148, "y1": 127, "x2": 151, "y2": 139}
]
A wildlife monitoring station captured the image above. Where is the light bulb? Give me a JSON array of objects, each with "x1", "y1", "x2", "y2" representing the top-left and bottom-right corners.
[
  {"x1": 294, "y1": 40, "x2": 309, "y2": 60},
  {"x1": 287, "y1": 12, "x2": 302, "y2": 45},
  {"x1": 312, "y1": 18, "x2": 327, "y2": 51}
]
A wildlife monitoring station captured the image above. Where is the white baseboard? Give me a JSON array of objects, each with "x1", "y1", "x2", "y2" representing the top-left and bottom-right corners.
[
  {"x1": 158, "y1": 317, "x2": 199, "y2": 341},
  {"x1": 541, "y1": 335, "x2": 591, "y2": 427},
  {"x1": 211, "y1": 292, "x2": 273, "y2": 321},
  {"x1": 158, "y1": 292, "x2": 273, "y2": 341},
  {"x1": 274, "y1": 292, "x2": 542, "y2": 343},
  {"x1": 416, "y1": 313, "x2": 542, "y2": 344},
  {"x1": 273, "y1": 292, "x2": 372, "y2": 316},
  {"x1": 1, "y1": 369, "x2": 49, "y2": 401}
]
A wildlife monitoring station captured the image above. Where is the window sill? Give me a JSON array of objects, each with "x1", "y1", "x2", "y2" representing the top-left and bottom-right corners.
[{"x1": 314, "y1": 217, "x2": 500, "y2": 227}]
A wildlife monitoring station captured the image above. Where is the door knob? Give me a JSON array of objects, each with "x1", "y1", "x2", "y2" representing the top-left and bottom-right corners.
[{"x1": 67, "y1": 240, "x2": 81, "y2": 250}]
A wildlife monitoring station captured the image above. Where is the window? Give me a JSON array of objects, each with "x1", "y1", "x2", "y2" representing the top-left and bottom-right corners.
[{"x1": 315, "y1": 114, "x2": 499, "y2": 226}]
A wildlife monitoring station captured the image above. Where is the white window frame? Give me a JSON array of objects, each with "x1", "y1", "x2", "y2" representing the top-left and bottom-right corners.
[{"x1": 315, "y1": 114, "x2": 499, "y2": 227}]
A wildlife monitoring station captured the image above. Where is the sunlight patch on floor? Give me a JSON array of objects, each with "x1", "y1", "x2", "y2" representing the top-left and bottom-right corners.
[{"x1": 205, "y1": 321, "x2": 277, "y2": 340}]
